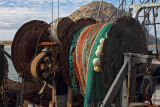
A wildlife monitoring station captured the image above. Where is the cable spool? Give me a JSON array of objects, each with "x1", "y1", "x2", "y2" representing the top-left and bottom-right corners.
[
  {"x1": 59, "y1": 18, "x2": 97, "y2": 88},
  {"x1": 11, "y1": 20, "x2": 54, "y2": 106},
  {"x1": 68, "y1": 22, "x2": 113, "y2": 106},
  {"x1": 101, "y1": 16, "x2": 147, "y2": 105},
  {"x1": 67, "y1": 16, "x2": 147, "y2": 106},
  {"x1": 11, "y1": 20, "x2": 49, "y2": 81}
]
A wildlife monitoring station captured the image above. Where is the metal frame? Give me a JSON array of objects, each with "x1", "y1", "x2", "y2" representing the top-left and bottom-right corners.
[
  {"x1": 0, "y1": 45, "x2": 5, "y2": 106},
  {"x1": 129, "y1": 2, "x2": 160, "y2": 18},
  {"x1": 98, "y1": 53, "x2": 153, "y2": 107},
  {"x1": 0, "y1": 47, "x2": 11, "y2": 60},
  {"x1": 129, "y1": 1, "x2": 160, "y2": 58}
]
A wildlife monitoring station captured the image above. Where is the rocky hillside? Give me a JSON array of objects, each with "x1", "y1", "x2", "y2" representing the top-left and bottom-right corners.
[
  {"x1": 69, "y1": 1, "x2": 118, "y2": 23},
  {"x1": 68, "y1": 1, "x2": 159, "y2": 45},
  {"x1": 53, "y1": 1, "x2": 157, "y2": 45}
]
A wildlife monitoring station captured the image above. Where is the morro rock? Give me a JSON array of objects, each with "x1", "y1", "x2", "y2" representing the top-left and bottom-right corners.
[{"x1": 69, "y1": 1, "x2": 118, "y2": 23}]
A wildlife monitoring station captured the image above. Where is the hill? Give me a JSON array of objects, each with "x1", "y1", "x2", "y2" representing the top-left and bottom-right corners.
[
  {"x1": 68, "y1": 1, "x2": 158, "y2": 45},
  {"x1": 69, "y1": 1, "x2": 118, "y2": 23}
]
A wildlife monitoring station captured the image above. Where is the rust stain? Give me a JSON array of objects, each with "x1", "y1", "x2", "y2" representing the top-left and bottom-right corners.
[{"x1": 39, "y1": 42, "x2": 57, "y2": 46}]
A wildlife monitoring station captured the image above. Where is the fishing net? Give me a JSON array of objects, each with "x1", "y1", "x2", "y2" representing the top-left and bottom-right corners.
[
  {"x1": 68, "y1": 16, "x2": 147, "y2": 106},
  {"x1": 69, "y1": 23, "x2": 113, "y2": 106},
  {"x1": 69, "y1": 27, "x2": 85, "y2": 95}
]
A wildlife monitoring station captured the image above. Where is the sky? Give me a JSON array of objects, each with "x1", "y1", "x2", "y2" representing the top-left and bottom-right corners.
[
  {"x1": 0, "y1": 0, "x2": 126, "y2": 41},
  {"x1": 0, "y1": 0, "x2": 159, "y2": 41}
]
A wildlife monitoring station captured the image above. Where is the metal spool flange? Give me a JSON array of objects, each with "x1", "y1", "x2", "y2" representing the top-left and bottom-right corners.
[{"x1": 11, "y1": 20, "x2": 49, "y2": 81}]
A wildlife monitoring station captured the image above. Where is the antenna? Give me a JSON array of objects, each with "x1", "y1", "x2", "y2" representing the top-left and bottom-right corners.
[
  {"x1": 58, "y1": 0, "x2": 59, "y2": 21},
  {"x1": 52, "y1": 0, "x2": 54, "y2": 22}
]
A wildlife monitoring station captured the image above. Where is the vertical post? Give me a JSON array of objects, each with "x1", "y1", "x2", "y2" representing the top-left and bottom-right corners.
[
  {"x1": 127, "y1": 54, "x2": 132, "y2": 107},
  {"x1": 20, "y1": 78, "x2": 24, "y2": 107},
  {"x1": 122, "y1": 0, "x2": 124, "y2": 16},
  {"x1": 152, "y1": 7, "x2": 158, "y2": 58},
  {"x1": 40, "y1": 94, "x2": 43, "y2": 106},
  {"x1": 67, "y1": 87, "x2": 73, "y2": 107},
  {"x1": 121, "y1": 55, "x2": 129, "y2": 107},
  {"x1": 96, "y1": 0, "x2": 103, "y2": 23},
  {"x1": 121, "y1": 79, "x2": 127, "y2": 107},
  {"x1": 49, "y1": 74, "x2": 56, "y2": 107},
  {"x1": 0, "y1": 45, "x2": 4, "y2": 107},
  {"x1": 15, "y1": 92, "x2": 20, "y2": 107},
  {"x1": 117, "y1": 0, "x2": 120, "y2": 18},
  {"x1": 143, "y1": 8, "x2": 145, "y2": 26}
]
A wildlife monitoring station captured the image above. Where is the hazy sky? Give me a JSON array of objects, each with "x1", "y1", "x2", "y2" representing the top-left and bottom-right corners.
[{"x1": 0, "y1": 0, "x2": 158, "y2": 41}]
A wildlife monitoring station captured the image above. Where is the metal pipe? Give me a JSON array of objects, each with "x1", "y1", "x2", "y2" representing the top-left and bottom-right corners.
[
  {"x1": 127, "y1": 54, "x2": 132, "y2": 107},
  {"x1": 99, "y1": 55, "x2": 130, "y2": 107},
  {"x1": 107, "y1": 0, "x2": 126, "y2": 23},
  {"x1": 0, "y1": 45, "x2": 4, "y2": 107},
  {"x1": 146, "y1": 23, "x2": 160, "y2": 25},
  {"x1": 122, "y1": 0, "x2": 124, "y2": 15},
  {"x1": 96, "y1": 0, "x2": 103, "y2": 23},
  {"x1": 20, "y1": 78, "x2": 24, "y2": 107},
  {"x1": 0, "y1": 48, "x2": 11, "y2": 60},
  {"x1": 152, "y1": 6, "x2": 158, "y2": 58}
]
